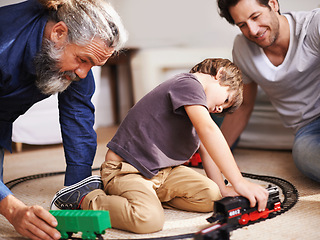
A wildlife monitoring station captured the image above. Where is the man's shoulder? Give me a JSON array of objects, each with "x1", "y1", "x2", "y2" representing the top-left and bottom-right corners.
[
  {"x1": 285, "y1": 9, "x2": 320, "y2": 28},
  {"x1": 284, "y1": 9, "x2": 320, "y2": 46},
  {"x1": 0, "y1": 0, "x2": 42, "y2": 12},
  {"x1": 0, "y1": 0, "x2": 46, "y2": 32},
  {"x1": 232, "y1": 34, "x2": 258, "y2": 58},
  {"x1": 285, "y1": 8, "x2": 320, "y2": 18},
  {"x1": 233, "y1": 34, "x2": 249, "y2": 47}
]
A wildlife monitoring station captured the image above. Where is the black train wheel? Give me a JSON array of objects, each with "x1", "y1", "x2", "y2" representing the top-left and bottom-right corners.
[
  {"x1": 95, "y1": 233, "x2": 103, "y2": 240},
  {"x1": 67, "y1": 232, "x2": 74, "y2": 239},
  {"x1": 58, "y1": 231, "x2": 69, "y2": 239}
]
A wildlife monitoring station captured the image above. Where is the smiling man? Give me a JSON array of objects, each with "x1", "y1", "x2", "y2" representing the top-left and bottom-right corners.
[
  {"x1": 217, "y1": 0, "x2": 320, "y2": 182},
  {"x1": 0, "y1": 0, "x2": 127, "y2": 239}
]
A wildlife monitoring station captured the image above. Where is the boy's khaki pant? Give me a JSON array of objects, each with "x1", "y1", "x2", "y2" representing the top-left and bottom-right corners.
[{"x1": 82, "y1": 160, "x2": 221, "y2": 234}]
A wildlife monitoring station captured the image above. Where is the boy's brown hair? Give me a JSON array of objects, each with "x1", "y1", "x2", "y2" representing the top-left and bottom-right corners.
[{"x1": 190, "y1": 58, "x2": 243, "y2": 114}]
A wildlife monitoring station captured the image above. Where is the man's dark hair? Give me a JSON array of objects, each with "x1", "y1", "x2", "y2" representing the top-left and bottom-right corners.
[{"x1": 217, "y1": 0, "x2": 280, "y2": 25}]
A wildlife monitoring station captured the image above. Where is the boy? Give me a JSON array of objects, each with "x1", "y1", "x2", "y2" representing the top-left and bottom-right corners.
[{"x1": 51, "y1": 58, "x2": 268, "y2": 234}]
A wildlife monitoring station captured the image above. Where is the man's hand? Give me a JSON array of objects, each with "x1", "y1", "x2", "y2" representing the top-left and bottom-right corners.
[{"x1": 0, "y1": 195, "x2": 61, "y2": 240}]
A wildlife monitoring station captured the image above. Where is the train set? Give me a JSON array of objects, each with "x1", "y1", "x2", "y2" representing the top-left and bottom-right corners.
[
  {"x1": 6, "y1": 170, "x2": 298, "y2": 240},
  {"x1": 49, "y1": 186, "x2": 281, "y2": 240}
]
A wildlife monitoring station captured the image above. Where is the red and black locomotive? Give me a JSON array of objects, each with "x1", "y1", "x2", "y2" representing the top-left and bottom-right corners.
[{"x1": 195, "y1": 186, "x2": 281, "y2": 240}]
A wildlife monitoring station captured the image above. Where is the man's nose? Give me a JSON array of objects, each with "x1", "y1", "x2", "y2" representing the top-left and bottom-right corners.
[
  {"x1": 75, "y1": 65, "x2": 91, "y2": 79},
  {"x1": 247, "y1": 21, "x2": 259, "y2": 36}
]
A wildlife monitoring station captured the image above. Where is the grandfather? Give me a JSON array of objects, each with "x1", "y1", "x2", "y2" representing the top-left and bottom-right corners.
[{"x1": 0, "y1": 0, "x2": 127, "y2": 239}]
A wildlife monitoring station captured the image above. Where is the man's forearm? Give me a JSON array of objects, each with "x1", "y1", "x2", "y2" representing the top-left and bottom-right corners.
[
  {"x1": 0, "y1": 194, "x2": 22, "y2": 223},
  {"x1": 220, "y1": 109, "x2": 251, "y2": 147},
  {"x1": 220, "y1": 82, "x2": 257, "y2": 147}
]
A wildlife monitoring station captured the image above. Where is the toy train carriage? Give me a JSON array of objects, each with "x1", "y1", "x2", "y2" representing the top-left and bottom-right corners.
[
  {"x1": 207, "y1": 186, "x2": 281, "y2": 226},
  {"x1": 50, "y1": 210, "x2": 111, "y2": 239}
]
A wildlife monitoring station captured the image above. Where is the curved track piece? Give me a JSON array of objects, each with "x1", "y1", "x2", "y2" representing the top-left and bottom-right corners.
[
  {"x1": 4, "y1": 168, "x2": 100, "y2": 190},
  {"x1": 242, "y1": 173, "x2": 299, "y2": 220},
  {"x1": 5, "y1": 171, "x2": 298, "y2": 240}
]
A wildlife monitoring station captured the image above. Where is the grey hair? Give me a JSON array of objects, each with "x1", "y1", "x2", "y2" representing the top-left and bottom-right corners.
[{"x1": 38, "y1": 0, "x2": 128, "y2": 51}]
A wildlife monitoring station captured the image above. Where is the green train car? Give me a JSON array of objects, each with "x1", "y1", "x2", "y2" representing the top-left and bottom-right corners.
[{"x1": 50, "y1": 210, "x2": 111, "y2": 239}]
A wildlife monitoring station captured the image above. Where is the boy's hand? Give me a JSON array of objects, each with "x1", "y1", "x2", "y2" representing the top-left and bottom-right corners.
[
  {"x1": 220, "y1": 185, "x2": 239, "y2": 198},
  {"x1": 233, "y1": 179, "x2": 269, "y2": 211}
]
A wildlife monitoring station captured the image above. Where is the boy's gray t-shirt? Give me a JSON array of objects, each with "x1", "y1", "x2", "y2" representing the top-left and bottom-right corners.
[{"x1": 107, "y1": 73, "x2": 208, "y2": 179}]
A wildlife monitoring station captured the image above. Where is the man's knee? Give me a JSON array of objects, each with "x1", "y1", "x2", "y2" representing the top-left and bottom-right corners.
[{"x1": 293, "y1": 135, "x2": 320, "y2": 182}]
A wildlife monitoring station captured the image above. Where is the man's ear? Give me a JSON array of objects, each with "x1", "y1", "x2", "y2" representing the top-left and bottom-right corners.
[
  {"x1": 268, "y1": 0, "x2": 280, "y2": 13},
  {"x1": 50, "y1": 21, "x2": 68, "y2": 46}
]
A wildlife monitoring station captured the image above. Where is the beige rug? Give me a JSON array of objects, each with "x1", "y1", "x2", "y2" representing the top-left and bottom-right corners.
[
  {"x1": 2, "y1": 171, "x2": 282, "y2": 240},
  {"x1": 1, "y1": 127, "x2": 320, "y2": 240}
]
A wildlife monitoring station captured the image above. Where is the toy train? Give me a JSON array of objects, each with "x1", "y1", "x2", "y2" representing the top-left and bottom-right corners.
[
  {"x1": 195, "y1": 223, "x2": 230, "y2": 240},
  {"x1": 195, "y1": 186, "x2": 281, "y2": 240},
  {"x1": 49, "y1": 210, "x2": 111, "y2": 239},
  {"x1": 184, "y1": 152, "x2": 202, "y2": 167}
]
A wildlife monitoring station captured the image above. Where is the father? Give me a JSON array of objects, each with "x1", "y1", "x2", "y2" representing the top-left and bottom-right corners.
[{"x1": 217, "y1": 0, "x2": 320, "y2": 182}]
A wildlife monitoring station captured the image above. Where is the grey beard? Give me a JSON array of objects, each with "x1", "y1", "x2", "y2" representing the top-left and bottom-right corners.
[{"x1": 34, "y1": 40, "x2": 80, "y2": 95}]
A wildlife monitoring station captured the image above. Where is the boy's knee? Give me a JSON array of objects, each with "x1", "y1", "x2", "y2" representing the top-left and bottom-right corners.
[
  {"x1": 129, "y1": 207, "x2": 165, "y2": 234},
  {"x1": 189, "y1": 181, "x2": 221, "y2": 213},
  {"x1": 202, "y1": 187, "x2": 222, "y2": 212}
]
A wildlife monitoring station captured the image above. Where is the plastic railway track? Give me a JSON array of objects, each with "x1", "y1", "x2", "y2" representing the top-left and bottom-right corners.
[{"x1": 5, "y1": 170, "x2": 298, "y2": 240}]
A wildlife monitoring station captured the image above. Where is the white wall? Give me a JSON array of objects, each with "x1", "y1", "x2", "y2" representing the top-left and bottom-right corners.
[
  {"x1": 1, "y1": 0, "x2": 22, "y2": 5},
  {"x1": 109, "y1": 0, "x2": 320, "y2": 50},
  {"x1": 2, "y1": 0, "x2": 320, "y2": 128},
  {"x1": 2, "y1": 0, "x2": 319, "y2": 50}
]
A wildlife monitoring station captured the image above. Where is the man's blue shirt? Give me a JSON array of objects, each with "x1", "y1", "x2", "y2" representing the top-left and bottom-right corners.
[{"x1": 0, "y1": 0, "x2": 97, "y2": 201}]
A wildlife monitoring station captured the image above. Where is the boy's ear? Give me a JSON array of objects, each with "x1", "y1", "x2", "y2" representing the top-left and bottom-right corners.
[
  {"x1": 49, "y1": 21, "x2": 68, "y2": 47},
  {"x1": 216, "y1": 67, "x2": 226, "y2": 82}
]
